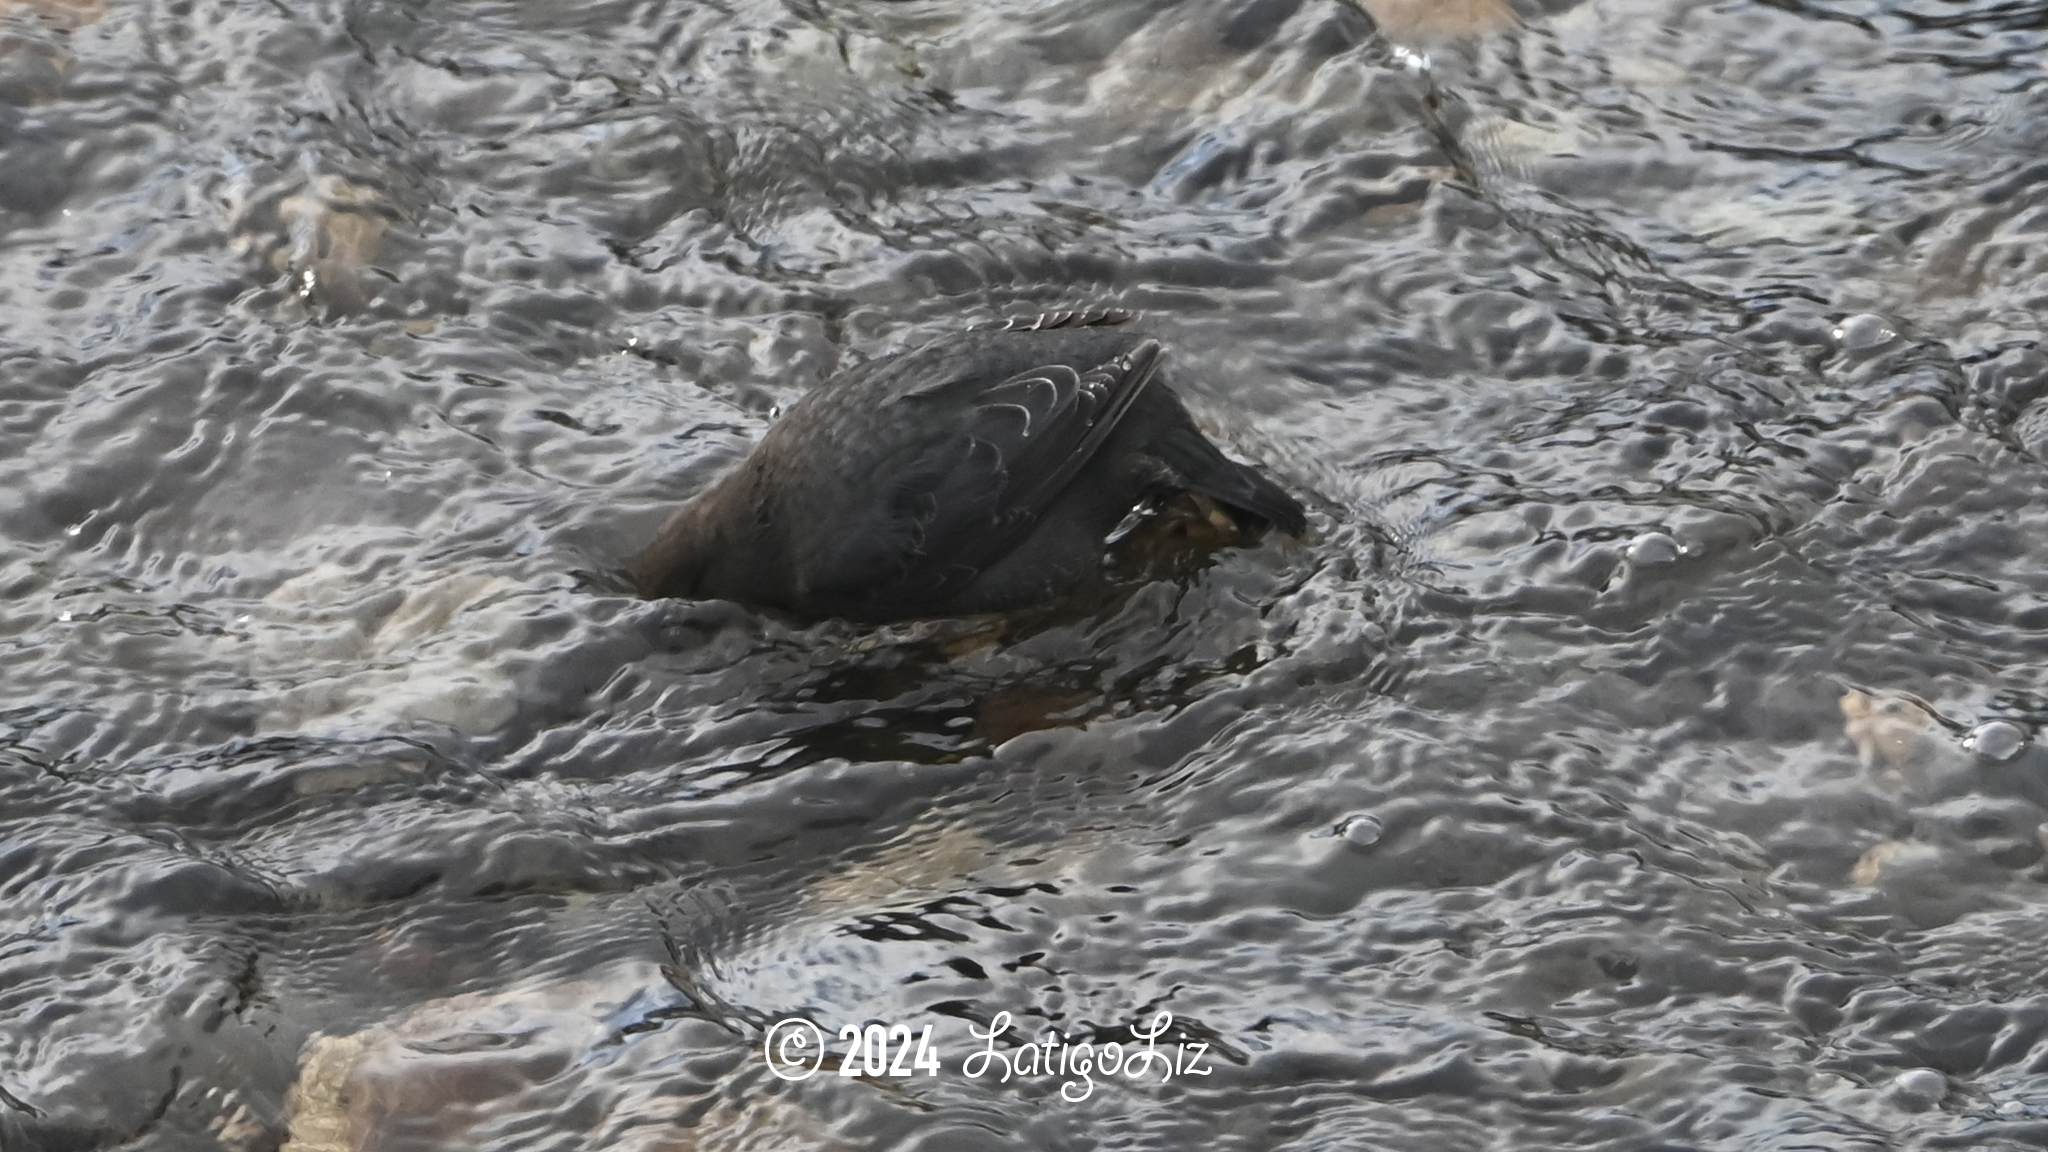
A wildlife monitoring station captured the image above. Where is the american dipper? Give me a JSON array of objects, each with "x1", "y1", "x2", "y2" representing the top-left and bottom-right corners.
[{"x1": 634, "y1": 311, "x2": 1307, "y2": 622}]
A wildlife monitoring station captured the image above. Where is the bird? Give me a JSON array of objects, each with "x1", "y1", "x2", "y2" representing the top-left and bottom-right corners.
[{"x1": 633, "y1": 310, "x2": 1307, "y2": 622}]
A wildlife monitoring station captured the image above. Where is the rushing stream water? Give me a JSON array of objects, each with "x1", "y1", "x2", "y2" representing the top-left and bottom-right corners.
[{"x1": 5, "y1": 0, "x2": 2048, "y2": 1147}]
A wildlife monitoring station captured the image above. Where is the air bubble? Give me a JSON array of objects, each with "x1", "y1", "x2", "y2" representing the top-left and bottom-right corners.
[
  {"x1": 1831, "y1": 313, "x2": 1899, "y2": 352},
  {"x1": 1966, "y1": 719, "x2": 2027, "y2": 763},
  {"x1": 1888, "y1": 1068, "x2": 1946, "y2": 1111},
  {"x1": 1625, "y1": 532, "x2": 1680, "y2": 566},
  {"x1": 1339, "y1": 815, "x2": 1383, "y2": 847}
]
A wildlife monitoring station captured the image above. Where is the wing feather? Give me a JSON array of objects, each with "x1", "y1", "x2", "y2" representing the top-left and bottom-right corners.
[{"x1": 799, "y1": 340, "x2": 1164, "y2": 611}]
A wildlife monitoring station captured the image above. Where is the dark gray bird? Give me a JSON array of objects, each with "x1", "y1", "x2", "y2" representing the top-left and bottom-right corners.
[{"x1": 634, "y1": 311, "x2": 1306, "y2": 622}]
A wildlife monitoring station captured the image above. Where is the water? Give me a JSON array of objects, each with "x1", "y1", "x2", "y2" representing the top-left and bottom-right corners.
[{"x1": 4, "y1": 0, "x2": 2048, "y2": 1147}]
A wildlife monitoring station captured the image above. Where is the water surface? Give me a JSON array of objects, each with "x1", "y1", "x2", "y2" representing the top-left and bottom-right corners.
[{"x1": 5, "y1": 0, "x2": 2048, "y2": 1147}]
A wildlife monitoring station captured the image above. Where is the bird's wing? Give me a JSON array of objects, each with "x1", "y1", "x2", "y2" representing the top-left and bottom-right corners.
[
  {"x1": 969, "y1": 307, "x2": 1136, "y2": 333},
  {"x1": 799, "y1": 339, "x2": 1163, "y2": 611}
]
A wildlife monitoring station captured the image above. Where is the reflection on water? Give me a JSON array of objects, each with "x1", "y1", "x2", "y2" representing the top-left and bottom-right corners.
[{"x1": 5, "y1": 0, "x2": 2048, "y2": 1147}]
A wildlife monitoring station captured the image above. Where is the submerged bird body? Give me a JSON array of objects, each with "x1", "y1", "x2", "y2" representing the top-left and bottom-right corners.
[{"x1": 635, "y1": 317, "x2": 1306, "y2": 622}]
